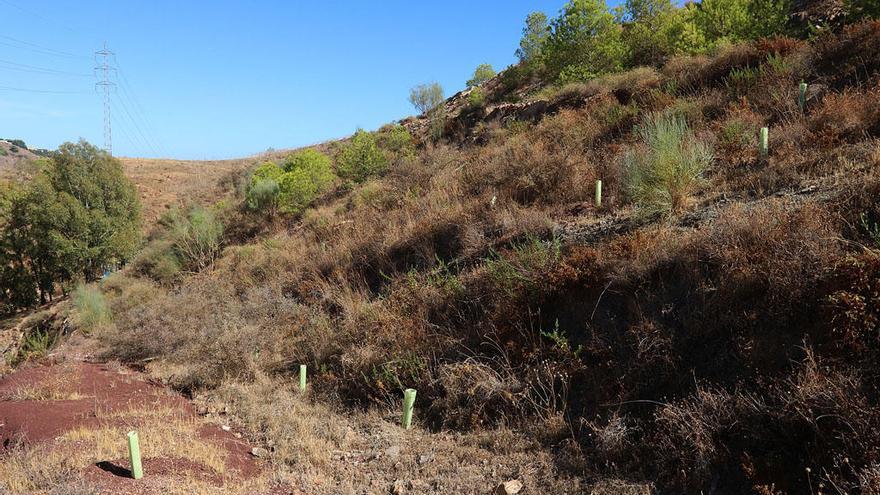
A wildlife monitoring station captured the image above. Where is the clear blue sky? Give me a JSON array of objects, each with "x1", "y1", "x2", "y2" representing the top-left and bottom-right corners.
[{"x1": 0, "y1": 0, "x2": 595, "y2": 160}]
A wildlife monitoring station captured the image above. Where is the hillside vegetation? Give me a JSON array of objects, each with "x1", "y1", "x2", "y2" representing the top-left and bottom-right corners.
[{"x1": 6, "y1": 1, "x2": 880, "y2": 493}]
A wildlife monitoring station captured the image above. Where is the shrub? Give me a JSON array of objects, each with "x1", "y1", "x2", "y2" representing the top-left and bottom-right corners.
[
  {"x1": 246, "y1": 150, "x2": 335, "y2": 216},
  {"x1": 277, "y1": 150, "x2": 335, "y2": 214},
  {"x1": 246, "y1": 178, "x2": 280, "y2": 216},
  {"x1": 377, "y1": 124, "x2": 415, "y2": 161},
  {"x1": 72, "y1": 284, "x2": 110, "y2": 333},
  {"x1": 336, "y1": 129, "x2": 388, "y2": 183},
  {"x1": 169, "y1": 206, "x2": 224, "y2": 271},
  {"x1": 132, "y1": 239, "x2": 182, "y2": 285},
  {"x1": 466, "y1": 63, "x2": 496, "y2": 87},
  {"x1": 624, "y1": 112, "x2": 713, "y2": 214},
  {"x1": 408, "y1": 82, "x2": 444, "y2": 115},
  {"x1": 468, "y1": 87, "x2": 487, "y2": 107}
]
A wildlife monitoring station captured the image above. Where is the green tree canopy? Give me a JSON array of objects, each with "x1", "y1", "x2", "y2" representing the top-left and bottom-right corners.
[
  {"x1": 544, "y1": 0, "x2": 627, "y2": 79},
  {"x1": 0, "y1": 140, "x2": 141, "y2": 311},
  {"x1": 517, "y1": 11, "x2": 551, "y2": 67},
  {"x1": 466, "y1": 64, "x2": 497, "y2": 88}
]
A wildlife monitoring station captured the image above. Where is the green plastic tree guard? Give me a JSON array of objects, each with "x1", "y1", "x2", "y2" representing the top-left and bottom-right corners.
[
  {"x1": 799, "y1": 82, "x2": 808, "y2": 111},
  {"x1": 760, "y1": 127, "x2": 769, "y2": 158},
  {"x1": 595, "y1": 180, "x2": 602, "y2": 208},
  {"x1": 401, "y1": 388, "x2": 417, "y2": 429},
  {"x1": 127, "y1": 430, "x2": 144, "y2": 480},
  {"x1": 299, "y1": 364, "x2": 307, "y2": 391}
]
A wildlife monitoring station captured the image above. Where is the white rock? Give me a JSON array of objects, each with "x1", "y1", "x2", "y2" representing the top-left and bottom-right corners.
[{"x1": 495, "y1": 480, "x2": 523, "y2": 495}]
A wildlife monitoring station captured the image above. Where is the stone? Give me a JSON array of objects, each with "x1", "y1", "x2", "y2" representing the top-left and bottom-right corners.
[
  {"x1": 495, "y1": 480, "x2": 523, "y2": 495},
  {"x1": 384, "y1": 445, "x2": 401, "y2": 459},
  {"x1": 250, "y1": 447, "x2": 269, "y2": 458}
]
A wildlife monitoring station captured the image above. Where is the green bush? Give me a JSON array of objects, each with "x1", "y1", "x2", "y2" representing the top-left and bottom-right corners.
[
  {"x1": 169, "y1": 206, "x2": 224, "y2": 271},
  {"x1": 624, "y1": 112, "x2": 713, "y2": 214},
  {"x1": 336, "y1": 129, "x2": 389, "y2": 183},
  {"x1": 377, "y1": 124, "x2": 416, "y2": 161},
  {"x1": 132, "y1": 239, "x2": 182, "y2": 285},
  {"x1": 468, "y1": 87, "x2": 487, "y2": 107},
  {"x1": 246, "y1": 150, "x2": 335, "y2": 216},
  {"x1": 279, "y1": 157, "x2": 334, "y2": 215},
  {"x1": 247, "y1": 178, "x2": 281, "y2": 215},
  {"x1": 72, "y1": 284, "x2": 111, "y2": 333},
  {"x1": 466, "y1": 63, "x2": 496, "y2": 87}
]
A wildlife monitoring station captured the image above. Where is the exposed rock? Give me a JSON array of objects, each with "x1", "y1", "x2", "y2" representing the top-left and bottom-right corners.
[
  {"x1": 495, "y1": 480, "x2": 523, "y2": 495},
  {"x1": 250, "y1": 447, "x2": 269, "y2": 458}
]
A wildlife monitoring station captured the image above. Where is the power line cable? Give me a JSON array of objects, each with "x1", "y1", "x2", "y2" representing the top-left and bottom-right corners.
[
  {"x1": 0, "y1": 39, "x2": 88, "y2": 60},
  {"x1": 112, "y1": 92, "x2": 158, "y2": 156},
  {"x1": 115, "y1": 63, "x2": 169, "y2": 156},
  {"x1": 0, "y1": 0, "x2": 91, "y2": 37},
  {"x1": 111, "y1": 112, "x2": 145, "y2": 157},
  {"x1": 0, "y1": 85, "x2": 89, "y2": 94},
  {"x1": 0, "y1": 58, "x2": 91, "y2": 77},
  {"x1": 0, "y1": 34, "x2": 89, "y2": 60}
]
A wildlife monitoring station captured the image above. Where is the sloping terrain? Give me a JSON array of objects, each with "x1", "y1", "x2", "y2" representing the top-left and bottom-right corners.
[{"x1": 4, "y1": 18, "x2": 880, "y2": 495}]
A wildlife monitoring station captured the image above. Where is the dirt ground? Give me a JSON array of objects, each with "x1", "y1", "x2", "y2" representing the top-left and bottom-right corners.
[{"x1": 0, "y1": 357, "x2": 276, "y2": 494}]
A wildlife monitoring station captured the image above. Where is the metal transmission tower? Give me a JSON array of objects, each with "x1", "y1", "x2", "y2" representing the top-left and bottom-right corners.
[{"x1": 94, "y1": 43, "x2": 116, "y2": 155}]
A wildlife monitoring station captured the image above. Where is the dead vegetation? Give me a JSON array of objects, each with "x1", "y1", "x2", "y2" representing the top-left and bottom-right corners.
[{"x1": 77, "y1": 21, "x2": 880, "y2": 494}]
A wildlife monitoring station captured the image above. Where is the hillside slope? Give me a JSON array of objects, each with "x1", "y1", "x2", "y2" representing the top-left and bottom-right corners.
[{"x1": 6, "y1": 20, "x2": 880, "y2": 495}]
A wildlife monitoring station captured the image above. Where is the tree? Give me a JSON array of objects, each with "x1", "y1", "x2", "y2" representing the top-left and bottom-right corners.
[
  {"x1": 693, "y1": 0, "x2": 789, "y2": 46},
  {"x1": 336, "y1": 129, "x2": 388, "y2": 183},
  {"x1": 517, "y1": 12, "x2": 551, "y2": 66},
  {"x1": 467, "y1": 64, "x2": 496, "y2": 88},
  {"x1": 544, "y1": 0, "x2": 627, "y2": 79},
  {"x1": 621, "y1": 0, "x2": 705, "y2": 65},
  {"x1": 49, "y1": 140, "x2": 142, "y2": 277},
  {"x1": 0, "y1": 140, "x2": 141, "y2": 311},
  {"x1": 408, "y1": 82, "x2": 444, "y2": 115}
]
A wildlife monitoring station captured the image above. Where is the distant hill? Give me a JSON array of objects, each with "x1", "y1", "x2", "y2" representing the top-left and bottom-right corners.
[{"x1": 0, "y1": 140, "x2": 42, "y2": 179}]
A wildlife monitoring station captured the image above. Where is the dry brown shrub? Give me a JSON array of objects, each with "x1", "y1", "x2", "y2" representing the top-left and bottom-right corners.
[
  {"x1": 811, "y1": 20, "x2": 880, "y2": 89},
  {"x1": 703, "y1": 199, "x2": 840, "y2": 305},
  {"x1": 463, "y1": 133, "x2": 592, "y2": 205},
  {"x1": 809, "y1": 86, "x2": 880, "y2": 145}
]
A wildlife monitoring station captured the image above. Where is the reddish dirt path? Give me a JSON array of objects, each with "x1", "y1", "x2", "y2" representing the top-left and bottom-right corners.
[{"x1": 0, "y1": 361, "x2": 268, "y2": 493}]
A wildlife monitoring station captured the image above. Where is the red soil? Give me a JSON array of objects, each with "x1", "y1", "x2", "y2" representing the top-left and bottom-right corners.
[{"x1": 0, "y1": 361, "x2": 263, "y2": 491}]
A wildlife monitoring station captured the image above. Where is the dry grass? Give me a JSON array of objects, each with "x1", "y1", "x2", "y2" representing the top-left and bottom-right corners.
[
  {"x1": 0, "y1": 403, "x2": 266, "y2": 494},
  {"x1": 89, "y1": 25, "x2": 880, "y2": 494},
  {"x1": 3, "y1": 365, "x2": 84, "y2": 401}
]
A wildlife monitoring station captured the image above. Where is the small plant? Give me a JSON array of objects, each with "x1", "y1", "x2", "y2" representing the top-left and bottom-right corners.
[
  {"x1": 719, "y1": 118, "x2": 754, "y2": 150},
  {"x1": 541, "y1": 319, "x2": 583, "y2": 356},
  {"x1": 860, "y1": 213, "x2": 880, "y2": 249},
  {"x1": 14, "y1": 326, "x2": 59, "y2": 364},
  {"x1": 468, "y1": 87, "x2": 486, "y2": 108},
  {"x1": 625, "y1": 112, "x2": 713, "y2": 215},
  {"x1": 377, "y1": 124, "x2": 415, "y2": 161},
  {"x1": 72, "y1": 284, "x2": 111, "y2": 333},
  {"x1": 336, "y1": 129, "x2": 388, "y2": 183},
  {"x1": 170, "y1": 206, "x2": 224, "y2": 271},
  {"x1": 485, "y1": 236, "x2": 561, "y2": 296}
]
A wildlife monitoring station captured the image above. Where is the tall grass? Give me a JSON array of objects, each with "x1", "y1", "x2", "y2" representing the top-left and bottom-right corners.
[
  {"x1": 625, "y1": 112, "x2": 713, "y2": 214},
  {"x1": 72, "y1": 285, "x2": 111, "y2": 333}
]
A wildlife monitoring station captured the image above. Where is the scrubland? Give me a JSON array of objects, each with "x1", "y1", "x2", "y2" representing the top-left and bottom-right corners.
[{"x1": 57, "y1": 21, "x2": 880, "y2": 493}]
